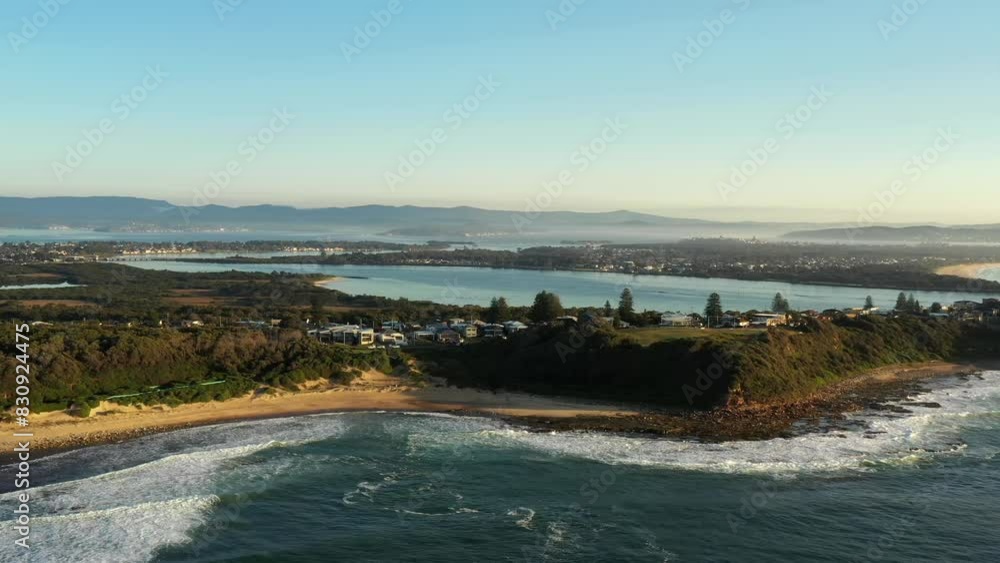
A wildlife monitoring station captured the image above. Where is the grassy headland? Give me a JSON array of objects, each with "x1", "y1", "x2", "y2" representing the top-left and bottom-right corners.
[{"x1": 414, "y1": 316, "x2": 999, "y2": 409}]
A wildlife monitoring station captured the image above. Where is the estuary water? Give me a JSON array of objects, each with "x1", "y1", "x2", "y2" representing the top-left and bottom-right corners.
[
  {"x1": 126, "y1": 261, "x2": 994, "y2": 312},
  {"x1": 2, "y1": 371, "x2": 999, "y2": 562}
]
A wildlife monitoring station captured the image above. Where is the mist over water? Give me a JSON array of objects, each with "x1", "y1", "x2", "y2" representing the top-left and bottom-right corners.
[{"x1": 4, "y1": 372, "x2": 1000, "y2": 562}]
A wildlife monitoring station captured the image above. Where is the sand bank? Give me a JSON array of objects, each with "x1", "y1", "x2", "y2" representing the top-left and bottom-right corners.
[
  {"x1": 311, "y1": 276, "x2": 342, "y2": 288},
  {"x1": 936, "y1": 263, "x2": 1000, "y2": 280}
]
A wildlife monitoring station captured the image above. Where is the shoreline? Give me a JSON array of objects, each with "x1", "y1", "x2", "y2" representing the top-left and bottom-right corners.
[
  {"x1": 311, "y1": 276, "x2": 342, "y2": 287},
  {"x1": 0, "y1": 377, "x2": 637, "y2": 459},
  {"x1": 4, "y1": 360, "x2": 998, "y2": 460},
  {"x1": 936, "y1": 263, "x2": 1000, "y2": 280}
]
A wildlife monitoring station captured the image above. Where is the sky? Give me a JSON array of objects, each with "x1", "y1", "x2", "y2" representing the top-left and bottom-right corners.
[{"x1": 1, "y1": 0, "x2": 997, "y2": 224}]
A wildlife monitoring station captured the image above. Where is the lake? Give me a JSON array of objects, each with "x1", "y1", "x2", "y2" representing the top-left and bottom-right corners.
[{"x1": 125, "y1": 261, "x2": 996, "y2": 312}]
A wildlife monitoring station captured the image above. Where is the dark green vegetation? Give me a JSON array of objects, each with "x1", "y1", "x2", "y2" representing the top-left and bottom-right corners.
[
  {"x1": 415, "y1": 316, "x2": 1000, "y2": 409},
  {"x1": 0, "y1": 324, "x2": 389, "y2": 414},
  {"x1": 0, "y1": 263, "x2": 522, "y2": 326},
  {"x1": 2, "y1": 262, "x2": 998, "y2": 418}
]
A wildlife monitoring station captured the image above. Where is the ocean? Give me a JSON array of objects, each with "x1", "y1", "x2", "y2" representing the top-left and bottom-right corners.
[{"x1": 3, "y1": 371, "x2": 1000, "y2": 562}]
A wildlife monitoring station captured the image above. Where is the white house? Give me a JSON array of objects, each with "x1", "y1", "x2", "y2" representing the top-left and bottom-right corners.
[
  {"x1": 751, "y1": 313, "x2": 788, "y2": 327},
  {"x1": 660, "y1": 314, "x2": 693, "y2": 327}
]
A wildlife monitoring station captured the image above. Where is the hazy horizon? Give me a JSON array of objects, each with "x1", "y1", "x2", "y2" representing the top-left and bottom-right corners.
[{"x1": 3, "y1": 0, "x2": 997, "y2": 225}]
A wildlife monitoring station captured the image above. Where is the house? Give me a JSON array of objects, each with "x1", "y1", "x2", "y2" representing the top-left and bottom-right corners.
[
  {"x1": 381, "y1": 320, "x2": 405, "y2": 331},
  {"x1": 503, "y1": 320, "x2": 528, "y2": 334},
  {"x1": 952, "y1": 300, "x2": 981, "y2": 312},
  {"x1": 181, "y1": 320, "x2": 204, "y2": 329},
  {"x1": 377, "y1": 332, "x2": 407, "y2": 346},
  {"x1": 311, "y1": 325, "x2": 374, "y2": 346},
  {"x1": 451, "y1": 323, "x2": 478, "y2": 339},
  {"x1": 555, "y1": 315, "x2": 578, "y2": 324},
  {"x1": 720, "y1": 313, "x2": 749, "y2": 328},
  {"x1": 843, "y1": 307, "x2": 878, "y2": 319},
  {"x1": 436, "y1": 329, "x2": 462, "y2": 345},
  {"x1": 751, "y1": 313, "x2": 787, "y2": 327},
  {"x1": 411, "y1": 329, "x2": 437, "y2": 341},
  {"x1": 660, "y1": 313, "x2": 694, "y2": 327},
  {"x1": 482, "y1": 324, "x2": 505, "y2": 338}
]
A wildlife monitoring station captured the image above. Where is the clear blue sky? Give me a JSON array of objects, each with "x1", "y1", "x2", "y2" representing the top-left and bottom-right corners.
[{"x1": 1, "y1": 0, "x2": 997, "y2": 223}]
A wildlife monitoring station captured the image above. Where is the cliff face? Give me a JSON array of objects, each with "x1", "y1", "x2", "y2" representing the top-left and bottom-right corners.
[{"x1": 422, "y1": 317, "x2": 995, "y2": 409}]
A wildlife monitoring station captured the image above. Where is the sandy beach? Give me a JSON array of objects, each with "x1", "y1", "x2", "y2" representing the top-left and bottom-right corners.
[
  {"x1": 936, "y1": 263, "x2": 1000, "y2": 279},
  {"x1": 312, "y1": 276, "x2": 342, "y2": 288},
  {"x1": 6, "y1": 360, "x2": 995, "y2": 457},
  {"x1": 0, "y1": 371, "x2": 637, "y2": 456}
]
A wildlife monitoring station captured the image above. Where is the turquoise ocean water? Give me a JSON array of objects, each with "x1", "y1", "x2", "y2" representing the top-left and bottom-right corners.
[{"x1": 3, "y1": 371, "x2": 999, "y2": 562}]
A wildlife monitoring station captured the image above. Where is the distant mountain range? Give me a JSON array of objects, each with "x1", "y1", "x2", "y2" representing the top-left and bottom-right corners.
[
  {"x1": 783, "y1": 226, "x2": 1000, "y2": 244},
  {"x1": 2, "y1": 197, "x2": 996, "y2": 244},
  {"x1": 0, "y1": 197, "x2": 721, "y2": 232}
]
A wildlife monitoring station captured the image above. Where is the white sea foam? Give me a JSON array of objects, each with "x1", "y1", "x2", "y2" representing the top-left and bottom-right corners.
[
  {"x1": 396, "y1": 372, "x2": 1000, "y2": 475},
  {"x1": 504, "y1": 371, "x2": 1000, "y2": 474},
  {"x1": 0, "y1": 496, "x2": 217, "y2": 563},
  {"x1": 508, "y1": 507, "x2": 537, "y2": 529},
  {"x1": 0, "y1": 414, "x2": 351, "y2": 562}
]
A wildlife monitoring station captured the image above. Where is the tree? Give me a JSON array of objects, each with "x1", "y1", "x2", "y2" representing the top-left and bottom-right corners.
[
  {"x1": 906, "y1": 294, "x2": 917, "y2": 312},
  {"x1": 529, "y1": 291, "x2": 563, "y2": 323},
  {"x1": 618, "y1": 288, "x2": 635, "y2": 321},
  {"x1": 864, "y1": 296, "x2": 875, "y2": 310},
  {"x1": 771, "y1": 293, "x2": 790, "y2": 313},
  {"x1": 704, "y1": 293, "x2": 723, "y2": 327},
  {"x1": 896, "y1": 292, "x2": 908, "y2": 311},
  {"x1": 602, "y1": 300, "x2": 613, "y2": 317},
  {"x1": 931, "y1": 302, "x2": 943, "y2": 313},
  {"x1": 486, "y1": 297, "x2": 510, "y2": 323}
]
